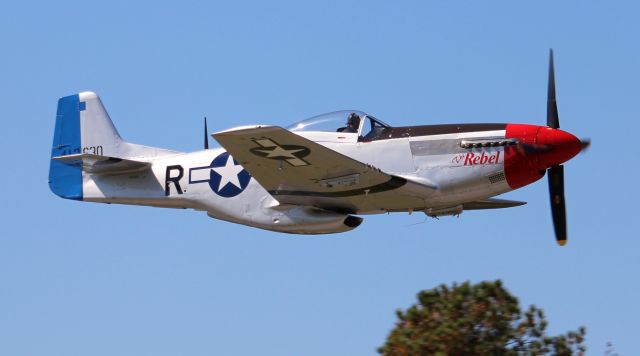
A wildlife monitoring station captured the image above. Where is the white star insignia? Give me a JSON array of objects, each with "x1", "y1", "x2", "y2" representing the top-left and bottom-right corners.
[
  {"x1": 255, "y1": 146, "x2": 304, "y2": 159},
  {"x1": 211, "y1": 155, "x2": 244, "y2": 191}
]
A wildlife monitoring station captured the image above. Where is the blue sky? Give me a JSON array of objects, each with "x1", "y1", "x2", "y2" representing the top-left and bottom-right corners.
[{"x1": 1, "y1": 1, "x2": 638, "y2": 355}]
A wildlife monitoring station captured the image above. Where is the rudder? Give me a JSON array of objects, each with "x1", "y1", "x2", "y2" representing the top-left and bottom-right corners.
[{"x1": 49, "y1": 94, "x2": 83, "y2": 199}]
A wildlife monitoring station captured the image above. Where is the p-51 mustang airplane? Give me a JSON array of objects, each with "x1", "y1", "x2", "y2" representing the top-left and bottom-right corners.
[{"x1": 49, "y1": 51, "x2": 588, "y2": 245}]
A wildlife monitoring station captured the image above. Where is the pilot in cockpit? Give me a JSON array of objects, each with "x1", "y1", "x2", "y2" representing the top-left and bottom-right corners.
[{"x1": 337, "y1": 113, "x2": 360, "y2": 133}]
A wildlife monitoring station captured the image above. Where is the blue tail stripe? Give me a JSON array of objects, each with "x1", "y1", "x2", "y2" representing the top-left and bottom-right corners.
[{"x1": 48, "y1": 94, "x2": 83, "y2": 200}]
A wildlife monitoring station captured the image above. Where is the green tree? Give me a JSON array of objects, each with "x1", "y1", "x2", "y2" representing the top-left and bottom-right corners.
[{"x1": 379, "y1": 280, "x2": 585, "y2": 355}]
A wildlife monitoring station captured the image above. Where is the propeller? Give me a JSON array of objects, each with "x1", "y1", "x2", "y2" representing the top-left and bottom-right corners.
[
  {"x1": 546, "y1": 49, "x2": 567, "y2": 246},
  {"x1": 580, "y1": 138, "x2": 591, "y2": 151},
  {"x1": 204, "y1": 116, "x2": 209, "y2": 150},
  {"x1": 513, "y1": 50, "x2": 590, "y2": 246}
]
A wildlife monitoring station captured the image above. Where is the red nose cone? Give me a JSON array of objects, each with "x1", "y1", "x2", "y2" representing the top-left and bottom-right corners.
[
  {"x1": 536, "y1": 127, "x2": 582, "y2": 168},
  {"x1": 504, "y1": 124, "x2": 583, "y2": 189}
]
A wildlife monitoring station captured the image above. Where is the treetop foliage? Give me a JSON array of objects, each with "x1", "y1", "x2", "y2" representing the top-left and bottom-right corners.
[{"x1": 378, "y1": 280, "x2": 585, "y2": 355}]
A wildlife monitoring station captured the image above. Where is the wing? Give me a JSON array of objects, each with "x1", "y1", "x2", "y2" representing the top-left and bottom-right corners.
[{"x1": 213, "y1": 126, "x2": 435, "y2": 213}]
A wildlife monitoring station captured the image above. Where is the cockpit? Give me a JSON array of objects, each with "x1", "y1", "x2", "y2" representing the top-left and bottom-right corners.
[{"x1": 286, "y1": 110, "x2": 390, "y2": 141}]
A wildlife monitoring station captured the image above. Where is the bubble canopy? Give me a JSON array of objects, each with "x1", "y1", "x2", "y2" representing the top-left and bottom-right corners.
[{"x1": 286, "y1": 110, "x2": 389, "y2": 133}]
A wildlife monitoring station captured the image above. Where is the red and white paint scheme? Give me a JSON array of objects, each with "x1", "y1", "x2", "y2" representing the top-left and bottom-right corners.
[{"x1": 49, "y1": 50, "x2": 588, "y2": 245}]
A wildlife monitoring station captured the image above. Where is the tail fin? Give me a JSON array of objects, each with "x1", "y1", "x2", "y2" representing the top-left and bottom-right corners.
[
  {"x1": 78, "y1": 92, "x2": 124, "y2": 154},
  {"x1": 49, "y1": 91, "x2": 180, "y2": 200},
  {"x1": 49, "y1": 92, "x2": 128, "y2": 200}
]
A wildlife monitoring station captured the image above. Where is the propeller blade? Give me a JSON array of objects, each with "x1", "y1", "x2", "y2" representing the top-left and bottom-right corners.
[
  {"x1": 547, "y1": 49, "x2": 560, "y2": 129},
  {"x1": 548, "y1": 165, "x2": 567, "y2": 246},
  {"x1": 204, "y1": 116, "x2": 209, "y2": 150}
]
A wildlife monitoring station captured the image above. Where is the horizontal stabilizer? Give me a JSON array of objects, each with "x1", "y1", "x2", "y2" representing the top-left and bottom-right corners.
[
  {"x1": 462, "y1": 198, "x2": 526, "y2": 210},
  {"x1": 52, "y1": 153, "x2": 150, "y2": 174}
]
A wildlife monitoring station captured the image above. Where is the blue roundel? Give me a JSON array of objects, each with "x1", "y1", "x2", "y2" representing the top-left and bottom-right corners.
[{"x1": 208, "y1": 152, "x2": 251, "y2": 198}]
